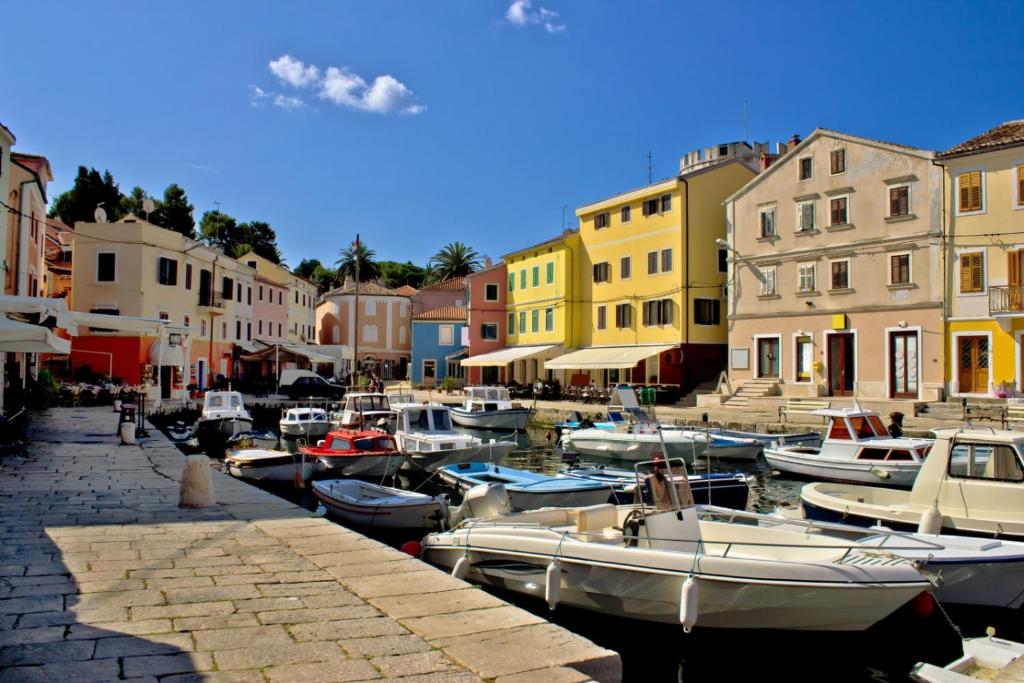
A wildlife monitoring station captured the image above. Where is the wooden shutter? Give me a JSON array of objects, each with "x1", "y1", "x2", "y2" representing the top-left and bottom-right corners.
[
  {"x1": 1010, "y1": 251, "x2": 1022, "y2": 309},
  {"x1": 959, "y1": 171, "x2": 982, "y2": 211},
  {"x1": 1018, "y1": 166, "x2": 1024, "y2": 206},
  {"x1": 830, "y1": 198, "x2": 846, "y2": 225},
  {"x1": 960, "y1": 252, "x2": 983, "y2": 293},
  {"x1": 830, "y1": 149, "x2": 845, "y2": 174}
]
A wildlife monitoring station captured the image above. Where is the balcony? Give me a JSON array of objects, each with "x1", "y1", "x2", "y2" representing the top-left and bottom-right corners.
[
  {"x1": 198, "y1": 292, "x2": 227, "y2": 313},
  {"x1": 989, "y1": 286, "x2": 1024, "y2": 315}
]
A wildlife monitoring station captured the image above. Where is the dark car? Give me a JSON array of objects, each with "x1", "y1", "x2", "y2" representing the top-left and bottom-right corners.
[{"x1": 283, "y1": 375, "x2": 346, "y2": 401}]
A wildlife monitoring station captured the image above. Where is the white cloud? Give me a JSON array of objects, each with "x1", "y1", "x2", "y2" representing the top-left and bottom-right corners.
[
  {"x1": 249, "y1": 86, "x2": 272, "y2": 108},
  {"x1": 273, "y1": 94, "x2": 306, "y2": 112},
  {"x1": 269, "y1": 54, "x2": 321, "y2": 88},
  {"x1": 506, "y1": 0, "x2": 565, "y2": 33}
]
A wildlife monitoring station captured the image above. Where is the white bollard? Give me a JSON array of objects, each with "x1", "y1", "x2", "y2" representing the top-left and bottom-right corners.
[
  {"x1": 179, "y1": 455, "x2": 216, "y2": 508},
  {"x1": 113, "y1": 399, "x2": 122, "y2": 413},
  {"x1": 119, "y1": 421, "x2": 137, "y2": 445}
]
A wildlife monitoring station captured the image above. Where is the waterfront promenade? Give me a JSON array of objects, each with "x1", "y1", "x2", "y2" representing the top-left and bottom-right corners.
[{"x1": 0, "y1": 408, "x2": 620, "y2": 682}]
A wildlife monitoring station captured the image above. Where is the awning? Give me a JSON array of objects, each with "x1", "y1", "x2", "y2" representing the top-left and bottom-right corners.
[
  {"x1": 237, "y1": 340, "x2": 259, "y2": 353},
  {"x1": 149, "y1": 340, "x2": 186, "y2": 367},
  {"x1": 0, "y1": 295, "x2": 74, "y2": 333},
  {"x1": 284, "y1": 345, "x2": 335, "y2": 364},
  {"x1": 544, "y1": 344, "x2": 675, "y2": 370},
  {"x1": 68, "y1": 311, "x2": 167, "y2": 335},
  {"x1": 445, "y1": 347, "x2": 468, "y2": 362},
  {"x1": 461, "y1": 344, "x2": 558, "y2": 367},
  {"x1": 0, "y1": 316, "x2": 71, "y2": 354}
]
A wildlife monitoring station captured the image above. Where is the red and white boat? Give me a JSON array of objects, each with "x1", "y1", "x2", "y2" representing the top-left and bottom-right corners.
[{"x1": 299, "y1": 430, "x2": 405, "y2": 477}]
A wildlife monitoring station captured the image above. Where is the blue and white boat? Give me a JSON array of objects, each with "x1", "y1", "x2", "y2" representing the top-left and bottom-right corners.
[
  {"x1": 556, "y1": 465, "x2": 751, "y2": 509},
  {"x1": 438, "y1": 462, "x2": 611, "y2": 511}
]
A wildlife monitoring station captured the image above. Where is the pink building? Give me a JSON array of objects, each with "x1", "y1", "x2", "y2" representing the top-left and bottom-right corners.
[
  {"x1": 252, "y1": 275, "x2": 288, "y2": 345},
  {"x1": 411, "y1": 277, "x2": 466, "y2": 316},
  {"x1": 464, "y1": 263, "x2": 507, "y2": 385}
]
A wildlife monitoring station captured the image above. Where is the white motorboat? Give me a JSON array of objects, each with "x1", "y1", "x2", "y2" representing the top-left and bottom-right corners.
[
  {"x1": 279, "y1": 407, "x2": 331, "y2": 438},
  {"x1": 764, "y1": 408, "x2": 932, "y2": 487},
  {"x1": 193, "y1": 391, "x2": 253, "y2": 451},
  {"x1": 392, "y1": 404, "x2": 516, "y2": 472},
  {"x1": 312, "y1": 479, "x2": 444, "y2": 529},
  {"x1": 439, "y1": 462, "x2": 611, "y2": 511},
  {"x1": 801, "y1": 427, "x2": 1024, "y2": 539},
  {"x1": 561, "y1": 423, "x2": 760, "y2": 462},
  {"x1": 224, "y1": 448, "x2": 315, "y2": 482},
  {"x1": 912, "y1": 634, "x2": 1024, "y2": 682},
  {"x1": 419, "y1": 458, "x2": 930, "y2": 631},
  {"x1": 450, "y1": 386, "x2": 532, "y2": 431},
  {"x1": 332, "y1": 393, "x2": 392, "y2": 430},
  {"x1": 709, "y1": 426, "x2": 822, "y2": 449}
]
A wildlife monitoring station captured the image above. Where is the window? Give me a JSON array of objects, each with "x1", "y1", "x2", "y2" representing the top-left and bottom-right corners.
[
  {"x1": 594, "y1": 212, "x2": 610, "y2": 229},
  {"x1": 508, "y1": 273, "x2": 514, "y2": 292},
  {"x1": 759, "y1": 207, "x2": 776, "y2": 237},
  {"x1": 247, "y1": 287, "x2": 252, "y2": 305},
  {"x1": 798, "y1": 263, "x2": 816, "y2": 292},
  {"x1": 439, "y1": 325, "x2": 454, "y2": 345},
  {"x1": 596, "y1": 305, "x2": 607, "y2": 330},
  {"x1": 830, "y1": 148, "x2": 846, "y2": 175},
  {"x1": 200, "y1": 320, "x2": 207, "y2": 337},
  {"x1": 221, "y1": 277, "x2": 233, "y2": 299},
  {"x1": 642, "y1": 299, "x2": 673, "y2": 326},
  {"x1": 830, "y1": 197, "x2": 848, "y2": 226},
  {"x1": 422, "y1": 360, "x2": 437, "y2": 381},
  {"x1": 532, "y1": 266, "x2": 539, "y2": 287},
  {"x1": 545, "y1": 307, "x2": 554, "y2": 331},
  {"x1": 259, "y1": 285, "x2": 264, "y2": 301},
  {"x1": 237, "y1": 283, "x2": 242, "y2": 302},
  {"x1": 519, "y1": 311, "x2": 526, "y2": 334},
  {"x1": 959, "y1": 252, "x2": 984, "y2": 293},
  {"x1": 889, "y1": 185, "x2": 910, "y2": 217},
  {"x1": 531, "y1": 309, "x2": 539, "y2": 332},
  {"x1": 949, "y1": 442, "x2": 1024, "y2": 482},
  {"x1": 890, "y1": 254, "x2": 911, "y2": 285},
  {"x1": 797, "y1": 201, "x2": 816, "y2": 231},
  {"x1": 365, "y1": 299, "x2": 376, "y2": 316},
  {"x1": 660, "y1": 194, "x2": 672, "y2": 212},
  {"x1": 615, "y1": 303, "x2": 632, "y2": 328},
  {"x1": 761, "y1": 267, "x2": 777, "y2": 296},
  {"x1": 647, "y1": 251, "x2": 659, "y2": 275},
  {"x1": 694, "y1": 299, "x2": 720, "y2": 325},
  {"x1": 661, "y1": 248, "x2": 673, "y2": 273},
  {"x1": 799, "y1": 156, "x2": 813, "y2": 180},
  {"x1": 485, "y1": 283, "x2": 499, "y2": 301},
  {"x1": 96, "y1": 252, "x2": 116, "y2": 282},
  {"x1": 830, "y1": 260, "x2": 849, "y2": 290},
  {"x1": 184, "y1": 315, "x2": 191, "y2": 328},
  {"x1": 185, "y1": 263, "x2": 193, "y2": 290},
  {"x1": 278, "y1": 291, "x2": 282, "y2": 305},
  {"x1": 508, "y1": 312, "x2": 515, "y2": 334},
  {"x1": 247, "y1": 322, "x2": 252, "y2": 341},
  {"x1": 958, "y1": 171, "x2": 983, "y2": 212},
  {"x1": 718, "y1": 248, "x2": 728, "y2": 273},
  {"x1": 593, "y1": 262, "x2": 610, "y2": 283},
  {"x1": 235, "y1": 320, "x2": 242, "y2": 340},
  {"x1": 621, "y1": 205, "x2": 631, "y2": 223},
  {"x1": 718, "y1": 144, "x2": 729, "y2": 156},
  {"x1": 295, "y1": 290, "x2": 299, "y2": 304},
  {"x1": 258, "y1": 320, "x2": 263, "y2": 335},
  {"x1": 546, "y1": 261, "x2": 554, "y2": 284},
  {"x1": 642, "y1": 198, "x2": 660, "y2": 216},
  {"x1": 1018, "y1": 165, "x2": 1024, "y2": 207},
  {"x1": 158, "y1": 311, "x2": 170, "y2": 321},
  {"x1": 519, "y1": 269, "x2": 526, "y2": 289},
  {"x1": 481, "y1": 323, "x2": 498, "y2": 340}
]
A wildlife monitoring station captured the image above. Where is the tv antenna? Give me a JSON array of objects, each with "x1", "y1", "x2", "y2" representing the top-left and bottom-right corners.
[
  {"x1": 142, "y1": 198, "x2": 156, "y2": 221},
  {"x1": 94, "y1": 204, "x2": 108, "y2": 223},
  {"x1": 647, "y1": 151, "x2": 652, "y2": 184}
]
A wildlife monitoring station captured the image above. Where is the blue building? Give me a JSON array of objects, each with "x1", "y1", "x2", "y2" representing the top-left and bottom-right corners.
[{"x1": 411, "y1": 306, "x2": 467, "y2": 386}]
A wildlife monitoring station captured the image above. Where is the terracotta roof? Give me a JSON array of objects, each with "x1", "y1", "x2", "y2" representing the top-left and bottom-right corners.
[
  {"x1": 323, "y1": 280, "x2": 408, "y2": 298},
  {"x1": 418, "y1": 276, "x2": 467, "y2": 292},
  {"x1": 413, "y1": 306, "x2": 467, "y2": 321},
  {"x1": 395, "y1": 285, "x2": 419, "y2": 296},
  {"x1": 937, "y1": 120, "x2": 1024, "y2": 159}
]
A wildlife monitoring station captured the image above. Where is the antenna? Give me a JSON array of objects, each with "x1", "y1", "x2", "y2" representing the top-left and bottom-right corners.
[
  {"x1": 93, "y1": 205, "x2": 108, "y2": 223},
  {"x1": 743, "y1": 100, "x2": 749, "y2": 142},
  {"x1": 561, "y1": 205, "x2": 566, "y2": 230},
  {"x1": 647, "y1": 151, "x2": 652, "y2": 184},
  {"x1": 142, "y1": 198, "x2": 156, "y2": 221}
]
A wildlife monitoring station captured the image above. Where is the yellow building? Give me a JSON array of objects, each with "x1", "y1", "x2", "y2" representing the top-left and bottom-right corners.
[
  {"x1": 548, "y1": 142, "x2": 761, "y2": 392},
  {"x1": 938, "y1": 120, "x2": 1024, "y2": 396}
]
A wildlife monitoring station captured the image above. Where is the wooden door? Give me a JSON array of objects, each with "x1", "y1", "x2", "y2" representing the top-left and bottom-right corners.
[
  {"x1": 757, "y1": 338, "x2": 780, "y2": 378},
  {"x1": 958, "y1": 336, "x2": 989, "y2": 394},
  {"x1": 1010, "y1": 250, "x2": 1023, "y2": 310},
  {"x1": 890, "y1": 332, "x2": 919, "y2": 398},
  {"x1": 828, "y1": 333, "x2": 855, "y2": 396}
]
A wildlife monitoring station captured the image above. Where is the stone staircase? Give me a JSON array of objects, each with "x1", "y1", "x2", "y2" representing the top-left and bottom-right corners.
[
  {"x1": 674, "y1": 380, "x2": 719, "y2": 407},
  {"x1": 723, "y1": 378, "x2": 780, "y2": 408}
]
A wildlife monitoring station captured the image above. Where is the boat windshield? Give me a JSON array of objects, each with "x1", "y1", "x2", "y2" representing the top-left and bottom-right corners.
[
  {"x1": 229, "y1": 395, "x2": 242, "y2": 409},
  {"x1": 348, "y1": 395, "x2": 389, "y2": 412},
  {"x1": 354, "y1": 437, "x2": 384, "y2": 451},
  {"x1": 327, "y1": 437, "x2": 351, "y2": 451},
  {"x1": 206, "y1": 396, "x2": 223, "y2": 408},
  {"x1": 634, "y1": 458, "x2": 694, "y2": 512},
  {"x1": 431, "y1": 409, "x2": 453, "y2": 431}
]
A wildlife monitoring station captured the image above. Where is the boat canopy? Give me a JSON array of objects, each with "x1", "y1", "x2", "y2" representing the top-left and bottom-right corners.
[
  {"x1": 461, "y1": 344, "x2": 558, "y2": 367},
  {"x1": 545, "y1": 344, "x2": 675, "y2": 370},
  {"x1": 467, "y1": 386, "x2": 511, "y2": 401},
  {"x1": 344, "y1": 394, "x2": 390, "y2": 412},
  {"x1": 204, "y1": 391, "x2": 244, "y2": 411},
  {"x1": 400, "y1": 405, "x2": 454, "y2": 432}
]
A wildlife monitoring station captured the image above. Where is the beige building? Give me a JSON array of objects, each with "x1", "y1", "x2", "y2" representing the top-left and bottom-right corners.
[
  {"x1": 723, "y1": 129, "x2": 944, "y2": 403},
  {"x1": 7, "y1": 153, "x2": 52, "y2": 299},
  {"x1": 316, "y1": 281, "x2": 412, "y2": 379}
]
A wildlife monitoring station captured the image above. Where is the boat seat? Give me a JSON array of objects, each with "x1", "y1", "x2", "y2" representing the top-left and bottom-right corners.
[{"x1": 575, "y1": 504, "x2": 617, "y2": 535}]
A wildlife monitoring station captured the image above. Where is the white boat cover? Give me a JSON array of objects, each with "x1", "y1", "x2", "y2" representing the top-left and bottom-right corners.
[
  {"x1": 545, "y1": 344, "x2": 675, "y2": 370},
  {"x1": 461, "y1": 344, "x2": 558, "y2": 367},
  {"x1": 0, "y1": 316, "x2": 71, "y2": 353}
]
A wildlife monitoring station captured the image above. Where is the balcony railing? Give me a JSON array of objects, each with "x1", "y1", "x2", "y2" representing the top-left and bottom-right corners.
[
  {"x1": 198, "y1": 292, "x2": 226, "y2": 309},
  {"x1": 989, "y1": 285, "x2": 1024, "y2": 315}
]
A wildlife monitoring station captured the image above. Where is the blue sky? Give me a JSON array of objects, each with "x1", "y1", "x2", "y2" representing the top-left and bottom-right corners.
[{"x1": 4, "y1": 1, "x2": 1023, "y2": 269}]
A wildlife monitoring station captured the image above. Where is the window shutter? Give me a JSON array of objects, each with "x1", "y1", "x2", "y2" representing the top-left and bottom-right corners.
[
  {"x1": 970, "y1": 172, "x2": 981, "y2": 211},
  {"x1": 959, "y1": 255, "x2": 972, "y2": 291},
  {"x1": 1018, "y1": 166, "x2": 1024, "y2": 205},
  {"x1": 959, "y1": 174, "x2": 971, "y2": 211},
  {"x1": 971, "y1": 253, "x2": 982, "y2": 291}
]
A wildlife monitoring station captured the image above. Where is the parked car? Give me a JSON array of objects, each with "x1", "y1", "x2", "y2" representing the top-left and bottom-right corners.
[{"x1": 282, "y1": 375, "x2": 345, "y2": 401}]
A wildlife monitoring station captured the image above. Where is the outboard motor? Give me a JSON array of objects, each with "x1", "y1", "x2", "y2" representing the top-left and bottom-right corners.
[{"x1": 447, "y1": 483, "x2": 511, "y2": 526}]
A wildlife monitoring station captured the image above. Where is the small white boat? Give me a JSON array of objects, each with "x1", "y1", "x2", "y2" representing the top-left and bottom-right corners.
[
  {"x1": 279, "y1": 407, "x2": 331, "y2": 438},
  {"x1": 332, "y1": 393, "x2": 392, "y2": 430},
  {"x1": 313, "y1": 479, "x2": 444, "y2": 529},
  {"x1": 912, "y1": 634, "x2": 1024, "y2": 682},
  {"x1": 194, "y1": 391, "x2": 253, "y2": 451},
  {"x1": 392, "y1": 404, "x2": 516, "y2": 472},
  {"x1": 224, "y1": 448, "x2": 316, "y2": 482},
  {"x1": 439, "y1": 462, "x2": 611, "y2": 511},
  {"x1": 450, "y1": 386, "x2": 532, "y2": 431},
  {"x1": 420, "y1": 458, "x2": 930, "y2": 631},
  {"x1": 764, "y1": 408, "x2": 932, "y2": 487}
]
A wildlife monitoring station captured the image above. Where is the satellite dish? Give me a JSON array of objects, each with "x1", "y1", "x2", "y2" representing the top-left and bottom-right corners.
[
  {"x1": 142, "y1": 198, "x2": 156, "y2": 215},
  {"x1": 94, "y1": 207, "x2": 108, "y2": 223}
]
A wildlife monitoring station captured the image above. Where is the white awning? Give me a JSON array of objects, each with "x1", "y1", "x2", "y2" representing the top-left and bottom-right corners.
[
  {"x1": 445, "y1": 347, "x2": 468, "y2": 362},
  {"x1": 0, "y1": 316, "x2": 71, "y2": 354},
  {"x1": 284, "y1": 345, "x2": 336, "y2": 363},
  {"x1": 149, "y1": 340, "x2": 186, "y2": 366},
  {"x1": 0, "y1": 295, "x2": 74, "y2": 333},
  {"x1": 69, "y1": 311, "x2": 168, "y2": 335},
  {"x1": 461, "y1": 344, "x2": 558, "y2": 368},
  {"x1": 237, "y1": 340, "x2": 259, "y2": 353},
  {"x1": 544, "y1": 344, "x2": 675, "y2": 370}
]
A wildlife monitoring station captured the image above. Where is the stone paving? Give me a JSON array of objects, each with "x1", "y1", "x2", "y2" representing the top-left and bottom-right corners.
[{"x1": 0, "y1": 408, "x2": 620, "y2": 682}]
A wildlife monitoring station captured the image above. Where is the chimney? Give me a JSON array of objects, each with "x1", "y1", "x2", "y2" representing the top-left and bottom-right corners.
[
  {"x1": 483, "y1": 256, "x2": 493, "y2": 268},
  {"x1": 759, "y1": 153, "x2": 775, "y2": 172},
  {"x1": 788, "y1": 134, "x2": 801, "y2": 150}
]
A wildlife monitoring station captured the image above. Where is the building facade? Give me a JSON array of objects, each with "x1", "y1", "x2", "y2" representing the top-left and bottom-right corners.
[
  {"x1": 236, "y1": 252, "x2": 317, "y2": 345},
  {"x1": 411, "y1": 276, "x2": 466, "y2": 316},
  {"x1": 724, "y1": 129, "x2": 944, "y2": 401},
  {"x1": 410, "y1": 306, "x2": 467, "y2": 385},
  {"x1": 316, "y1": 281, "x2": 412, "y2": 380},
  {"x1": 938, "y1": 120, "x2": 1024, "y2": 397},
  {"x1": 464, "y1": 262, "x2": 507, "y2": 385},
  {"x1": 8, "y1": 153, "x2": 52, "y2": 299},
  {"x1": 251, "y1": 275, "x2": 289, "y2": 346}
]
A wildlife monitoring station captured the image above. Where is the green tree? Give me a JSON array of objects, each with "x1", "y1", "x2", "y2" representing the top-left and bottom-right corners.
[
  {"x1": 294, "y1": 258, "x2": 323, "y2": 280},
  {"x1": 426, "y1": 241, "x2": 482, "y2": 283},
  {"x1": 153, "y1": 184, "x2": 195, "y2": 238},
  {"x1": 48, "y1": 166, "x2": 125, "y2": 225},
  {"x1": 379, "y1": 260, "x2": 427, "y2": 289},
  {"x1": 239, "y1": 221, "x2": 282, "y2": 264},
  {"x1": 199, "y1": 210, "x2": 242, "y2": 252},
  {"x1": 119, "y1": 186, "x2": 154, "y2": 218},
  {"x1": 336, "y1": 240, "x2": 380, "y2": 283}
]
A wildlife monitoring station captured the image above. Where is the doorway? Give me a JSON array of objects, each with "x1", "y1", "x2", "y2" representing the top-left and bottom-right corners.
[
  {"x1": 160, "y1": 366, "x2": 172, "y2": 400},
  {"x1": 890, "y1": 331, "x2": 919, "y2": 399},
  {"x1": 756, "y1": 337, "x2": 780, "y2": 378},
  {"x1": 482, "y1": 366, "x2": 498, "y2": 385},
  {"x1": 958, "y1": 335, "x2": 989, "y2": 394},
  {"x1": 827, "y1": 333, "x2": 855, "y2": 396}
]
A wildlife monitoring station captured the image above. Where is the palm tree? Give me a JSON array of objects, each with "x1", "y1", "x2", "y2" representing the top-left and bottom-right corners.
[
  {"x1": 336, "y1": 240, "x2": 381, "y2": 283},
  {"x1": 426, "y1": 241, "x2": 482, "y2": 283}
]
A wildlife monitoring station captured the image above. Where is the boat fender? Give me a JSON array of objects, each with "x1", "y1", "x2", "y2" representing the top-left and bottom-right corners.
[
  {"x1": 679, "y1": 576, "x2": 698, "y2": 633},
  {"x1": 869, "y1": 467, "x2": 891, "y2": 480},
  {"x1": 399, "y1": 541, "x2": 421, "y2": 557},
  {"x1": 545, "y1": 559, "x2": 561, "y2": 610},
  {"x1": 452, "y1": 554, "x2": 472, "y2": 580},
  {"x1": 918, "y1": 502, "x2": 943, "y2": 535}
]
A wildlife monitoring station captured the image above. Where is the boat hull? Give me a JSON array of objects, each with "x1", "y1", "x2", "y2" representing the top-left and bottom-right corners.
[
  {"x1": 562, "y1": 431, "x2": 706, "y2": 463},
  {"x1": 313, "y1": 483, "x2": 442, "y2": 529},
  {"x1": 764, "y1": 448, "x2": 920, "y2": 487},
  {"x1": 195, "y1": 417, "x2": 254, "y2": 452},
  {"x1": 225, "y1": 452, "x2": 315, "y2": 482},
  {"x1": 438, "y1": 471, "x2": 610, "y2": 511},
  {"x1": 450, "y1": 408, "x2": 532, "y2": 431},
  {"x1": 405, "y1": 442, "x2": 516, "y2": 472},
  {"x1": 316, "y1": 454, "x2": 405, "y2": 477}
]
